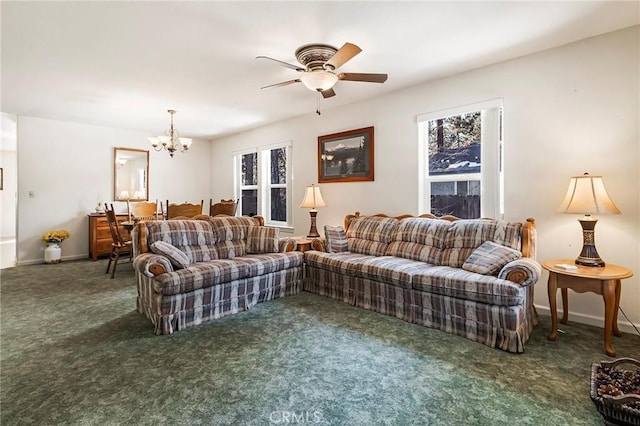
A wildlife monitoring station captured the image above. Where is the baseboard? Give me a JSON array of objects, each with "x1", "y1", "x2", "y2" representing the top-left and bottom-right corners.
[
  {"x1": 17, "y1": 254, "x2": 88, "y2": 266},
  {"x1": 535, "y1": 304, "x2": 640, "y2": 336}
]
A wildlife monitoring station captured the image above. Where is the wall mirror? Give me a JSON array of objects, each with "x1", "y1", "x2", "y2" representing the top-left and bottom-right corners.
[{"x1": 114, "y1": 147, "x2": 149, "y2": 201}]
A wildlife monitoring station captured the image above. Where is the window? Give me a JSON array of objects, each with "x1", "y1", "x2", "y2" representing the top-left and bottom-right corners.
[
  {"x1": 234, "y1": 142, "x2": 292, "y2": 227},
  {"x1": 267, "y1": 147, "x2": 287, "y2": 223},
  {"x1": 239, "y1": 152, "x2": 258, "y2": 217},
  {"x1": 418, "y1": 99, "x2": 503, "y2": 219}
]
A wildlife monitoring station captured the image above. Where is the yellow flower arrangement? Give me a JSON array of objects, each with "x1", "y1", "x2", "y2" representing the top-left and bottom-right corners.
[{"x1": 42, "y1": 230, "x2": 70, "y2": 244}]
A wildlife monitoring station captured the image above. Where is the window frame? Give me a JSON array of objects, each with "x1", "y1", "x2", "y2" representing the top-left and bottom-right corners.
[
  {"x1": 417, "y1": 98, "x2": 503, "y2": 219},
  {"x1": 233, "y1": 141, "x2": 293, "y2": 229}
]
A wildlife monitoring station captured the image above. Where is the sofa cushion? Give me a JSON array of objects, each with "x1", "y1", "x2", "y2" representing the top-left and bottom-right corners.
[
  {"x1": 346, "y1": 216, "x2": 399, "y2": 256},
  {"x1": 462, "y1": 241, "x2": 522, "y2": 276},
  {"x1": 347, "y1": 239, "x2": 391, "y2": 257},
  {"x1": 351, "y1": 256, "x2": 435, "y2": 289},
  {"x1": 208, "y1": 216, "x2": 259, "y2": 258},
  {"x1": 441, "y1": 219, "x2": 523, "y2": 267},
  {"x1": 324, "y1": 225, "x2": 348, "y2": 253},
  {"x1": 233, "y1": 252, "x2": 304, "y2": 276},
  {"x1": 152, "y1": 260, "x2": 251, "y2": 295},
  {"x1": 208, "y1": 216, "x2": 258, "y2": 240},
  {"x1": 145, "y1": 220, "x2": 218, "y2": 263},
  {"x1": 305, "y1": 251, "x2": 433, "y2": 289},
  {"x1": 246, "y1": 226, "x2": 280, "y2": 254},
  {"x1": 304, "y1": 251, "x2": 376, "y2": 276},
  {"x1": 385, "y1": 217, "x2": 451, "y2": 264},
  {"x1": 411, "y1": 266, "x2": 525, "y2": 306},
  {"x1": 347, "y1": 215, "x2": 398, "y2": 243},
  {"x1": 150, "y1": 241, "x2": 191, "y2": 269}
]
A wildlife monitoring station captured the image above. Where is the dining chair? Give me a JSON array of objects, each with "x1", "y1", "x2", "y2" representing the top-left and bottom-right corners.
[
  {"x1": 104, "y1": 203, "x2": 132, "y2": 279},
  {"x1": 165, "y1": 200, "x2": 204, "y2": 219},
  {"x1": 130, "y1": 200, "x2": 160, "y2": 221},
  {"x1": 209, "y1": 199, "x2": 238, "y2": 217}
]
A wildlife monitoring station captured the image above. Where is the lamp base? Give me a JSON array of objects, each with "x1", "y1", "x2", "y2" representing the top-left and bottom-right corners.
[
  {"x1": 575, "y1": 217, "x2": 605, "y2": 267},
  {"x1": 307, "y1": 210, "x2": 320, "y2": 238}
]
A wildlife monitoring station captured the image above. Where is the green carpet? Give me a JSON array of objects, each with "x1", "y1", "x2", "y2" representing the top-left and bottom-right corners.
[{"x1": 1, "y1": 260, "x2": 638, "y2": 425}]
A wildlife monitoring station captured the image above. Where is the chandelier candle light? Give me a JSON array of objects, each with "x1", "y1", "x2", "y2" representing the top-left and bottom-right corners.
[
  {"x1": 300, "y1": 184, "x2": 326, "y2": 238},
  {"x1": 558, "y1": 173, "x2": 621, "y2": 267},
  {"x1": 148, "y1": 109, "x2": 192, "y2": 158}
]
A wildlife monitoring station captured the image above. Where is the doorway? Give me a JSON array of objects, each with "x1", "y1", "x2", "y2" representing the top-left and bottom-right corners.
[{"x1": 1, "y1": 113, "x2": 18, "y2": 269}]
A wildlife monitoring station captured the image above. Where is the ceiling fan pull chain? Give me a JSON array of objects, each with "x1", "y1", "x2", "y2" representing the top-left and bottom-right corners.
[{"x1": 316, "y1": 91, "x2": 321, "y2": 115}]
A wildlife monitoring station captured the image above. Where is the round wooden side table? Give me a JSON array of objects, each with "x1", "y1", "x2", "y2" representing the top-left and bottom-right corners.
[{"x1": 542, "y1": 259, "x2": 633, "y2": 357}]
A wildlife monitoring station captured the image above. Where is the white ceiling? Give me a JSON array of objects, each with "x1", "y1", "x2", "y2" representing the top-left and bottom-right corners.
[{"x1": 2, "y1": 1, "x2": 638, "y2": 140}]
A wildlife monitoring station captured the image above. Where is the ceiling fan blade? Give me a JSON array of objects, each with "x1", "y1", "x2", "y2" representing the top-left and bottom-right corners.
[
  {"x1": 255, "y1": 56, "x2": 305, "y2": 72},
  {"x1": 338, "y1": 72, "x2": 388, "y2": 83},
  {"x1": 321, "y1": 88, "x2": 336, "y2": 98},
  {"x1": 260, "y1": 79, "x2": 301, "y2": 89},
  {"x1": 324, "y1": 43, "x2": 362, "y2": 70}
]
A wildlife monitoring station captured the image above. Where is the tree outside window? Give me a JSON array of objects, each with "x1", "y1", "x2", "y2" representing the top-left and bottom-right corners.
[
  {"x1": 419, "y1": 100, "x2": 502, "y2": 219},
  {"x1": 240, "y1": 152, "x2": 258, "y2": 216},
  {"x1": 269, "y1": 147, "x2": 287, "y2": 222}
]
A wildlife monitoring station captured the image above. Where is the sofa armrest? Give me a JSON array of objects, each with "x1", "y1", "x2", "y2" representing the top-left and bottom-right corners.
[
  {"x1": 308, "y1": 237, "x2": 326, "y2": 252},
  {"x1": 133, "y1": 253, "x2": 174, "y2": 277},
  {"x1": 497, "y1": 257, "x2": 541, "y2": 287},
  {"x1": 279, "y1": 237, "x2": 298, "y2": 253}
]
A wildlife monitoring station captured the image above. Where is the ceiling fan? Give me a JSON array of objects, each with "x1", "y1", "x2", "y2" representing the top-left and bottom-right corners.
[{"x1": 256, "y1": 42, "x2": 388, "y2": 100}]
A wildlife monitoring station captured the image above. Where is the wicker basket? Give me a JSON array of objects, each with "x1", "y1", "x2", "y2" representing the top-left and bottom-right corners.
[{"x1": 590, "y1": 358, "x2": 640, "y2": 426}]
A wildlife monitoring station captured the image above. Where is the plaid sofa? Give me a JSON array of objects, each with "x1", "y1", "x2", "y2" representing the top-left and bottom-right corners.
[
  {"x1": 305, "y1": 213, "x2": 541, "y2": 353},
  {"x1": 132, "y1": 216, "x2": 303, "y2": 334}
]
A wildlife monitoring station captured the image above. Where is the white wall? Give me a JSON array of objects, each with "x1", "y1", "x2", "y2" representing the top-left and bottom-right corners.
[
  {"x1": 210, "y1": 27, "x2": 640, "y2": 330},
  {"x1": 17, "y1": 117, "x2": 211, "y2": 263}
]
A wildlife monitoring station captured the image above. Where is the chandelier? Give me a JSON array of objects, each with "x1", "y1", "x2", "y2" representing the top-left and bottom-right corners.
[{"x1": 148, "y1": 109, "x2": 192, "y2": 157}]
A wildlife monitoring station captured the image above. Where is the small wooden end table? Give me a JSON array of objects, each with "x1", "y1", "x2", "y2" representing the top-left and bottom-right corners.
[
  {"x1": 294, "y1": 237, "x2": 313, "y2": 253},
  {"x1": 542, "y1": 259, "x2": 633, "y2": 356}
]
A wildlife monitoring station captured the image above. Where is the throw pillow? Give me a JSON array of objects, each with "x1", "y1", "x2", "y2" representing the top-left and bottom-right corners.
[
  {"x1": 150, "y1": 241, "x2": 191, "y2": 269},
  {"x1": 247, "y1": 226, "x2": 280, "y2": 254},
  {"x1": 324, "y1": 225, "x2": 348, "y2": 253},
  {"x1": 462, "y1": 240, "x2": 522, "y2": 276}
]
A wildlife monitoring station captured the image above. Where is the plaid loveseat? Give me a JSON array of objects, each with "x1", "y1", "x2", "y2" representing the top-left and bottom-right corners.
[
  {"x1": 304, "y1": 213, "x2": 541, "y2": 353},
  {"x1": 132, "y1": 216, "x2": 303, "y2": 334}
]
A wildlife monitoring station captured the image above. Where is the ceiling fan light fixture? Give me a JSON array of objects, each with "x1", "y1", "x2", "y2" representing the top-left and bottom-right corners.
[{"x1": 299, "y1": 70, "x2": 338, "y2": 92}]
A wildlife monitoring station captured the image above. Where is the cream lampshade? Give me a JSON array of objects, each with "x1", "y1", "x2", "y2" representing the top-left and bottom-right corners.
[
  {"x1": 558, "y1": 173, "x2": 620, "y2": 267},
  {"x1": 300, "y1": 184, "x2": 327, "y2": 238}
]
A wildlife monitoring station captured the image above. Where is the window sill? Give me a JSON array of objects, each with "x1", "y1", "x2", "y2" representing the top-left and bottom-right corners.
[{"x1": 266, "y1": 224, "x2": 294, "y2": 234}]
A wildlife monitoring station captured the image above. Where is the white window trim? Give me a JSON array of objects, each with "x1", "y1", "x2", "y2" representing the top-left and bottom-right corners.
[
  {"x1": 233, "y1": 141, "x2": 293, "y2": 229},
  {"x1": 417, "y1": 98, "x2": 503, "y2": 219}
]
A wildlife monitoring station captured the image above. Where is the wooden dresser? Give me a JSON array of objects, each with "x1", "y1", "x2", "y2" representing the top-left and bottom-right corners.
[{"x1": 88, "y1": 213, "x2": 128, "y2": 261}]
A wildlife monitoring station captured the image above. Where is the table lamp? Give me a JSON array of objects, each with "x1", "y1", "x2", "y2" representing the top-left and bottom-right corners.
[
  {"x1": 300, "y1": 184, "x2": 326, "y2": 238},
  {"x1": 558, "y1": 173, "x2": 620, "y2": 267}
]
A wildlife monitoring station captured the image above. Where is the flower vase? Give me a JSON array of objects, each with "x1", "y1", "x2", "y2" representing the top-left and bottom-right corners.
[{"x1": 44, "y1": 243, "x2": 62, "y2": 264}]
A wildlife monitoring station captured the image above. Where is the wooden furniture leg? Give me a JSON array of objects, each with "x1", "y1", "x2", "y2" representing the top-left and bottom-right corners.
[
  {"x1": 547, "y1": 272, "x2": 559, "y2": 341},
  {"x1": 612, "y1": 280, "x2": 622, "y2": 337},
  {"x1": 560, "y1": 288, "x2": 569, "y2": 324},
  {"x1": 602, "y1": 279, "x2": 616, "y2": 357}
]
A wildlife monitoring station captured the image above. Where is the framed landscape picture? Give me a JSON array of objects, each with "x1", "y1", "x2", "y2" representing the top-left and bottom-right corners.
[{"x1": 318, "y1": 126, "x2": 374, "y2": 183}]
